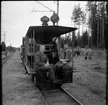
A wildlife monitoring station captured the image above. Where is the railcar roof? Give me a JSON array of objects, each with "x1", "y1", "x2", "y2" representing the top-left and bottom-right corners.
[{"x1": 26, "y1": 25, "x2": 77, "y2": 43}]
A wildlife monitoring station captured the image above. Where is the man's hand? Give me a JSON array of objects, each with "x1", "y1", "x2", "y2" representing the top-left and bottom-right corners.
[
  {"x1": 45, "y1": 61, "x2": 49, "y2": 66},
  {"x1": 60, "y1": 59, "x2": 71, "y2": 63}
]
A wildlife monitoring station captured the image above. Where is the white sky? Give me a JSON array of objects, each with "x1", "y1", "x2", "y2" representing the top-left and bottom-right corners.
[{"x1": 1, "y1": 1, "x2": 87, "y2": 47}]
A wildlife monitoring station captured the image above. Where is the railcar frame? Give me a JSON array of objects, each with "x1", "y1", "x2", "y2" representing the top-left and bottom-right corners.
[{"x1": 21, "y1": 25, "x2": 77, "y2": 90}]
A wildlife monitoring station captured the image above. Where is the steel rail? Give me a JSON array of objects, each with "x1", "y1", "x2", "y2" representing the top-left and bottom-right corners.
[
  {"x1": 74, "y1": 64, "x2": 95, "y2": 72},
  {"x1": 37, "y1": 86, "x2": 83, "y2": 105},
  {"x1": 2, "y1": 53, "x2": 11, "y2": 60},
  {"x1": 2, "y1": 54, "x2": 13, "y2": 64},
  {"x1": 37, "y1": 88, "x2": 49, "y2": 105},
  {"x1": 61, "y1": 87, "x2": 83, "y2": 105}
]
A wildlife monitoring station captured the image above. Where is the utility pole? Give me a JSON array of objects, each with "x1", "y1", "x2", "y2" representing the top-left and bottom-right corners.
[
  {"x1": 56, "y1": 1, "x2": 61, "y2": 56},
  {"x1": 54, "y1": 1, "x2": 60, "y2": 56},
  {"x1": 57, "y1": 1, "x2": 59, "y2": 25},
  {"x1": 4, "y1": 32, "x2": 6, "y2": 43},
  {"x1": 3, "y1": 32, "x2": 7, "y2": 55}
]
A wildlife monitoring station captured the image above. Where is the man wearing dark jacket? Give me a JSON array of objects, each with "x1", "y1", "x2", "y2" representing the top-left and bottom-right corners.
[{"x1": 34, "y1": 44, "x2": 56, "y2": 83}]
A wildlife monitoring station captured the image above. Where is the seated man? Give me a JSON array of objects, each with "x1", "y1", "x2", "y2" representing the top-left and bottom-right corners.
[
  {"x1": 50, "y1": 49, "x2": 67, "y2": 79},
  {"x1": 34, "y1": 44, "x2": 57, "y2": 83}
]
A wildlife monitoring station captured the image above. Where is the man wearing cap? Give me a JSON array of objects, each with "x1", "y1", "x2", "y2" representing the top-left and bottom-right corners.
[{"x1": 34, "y1": 44, "x2": 59, "y2": 83}]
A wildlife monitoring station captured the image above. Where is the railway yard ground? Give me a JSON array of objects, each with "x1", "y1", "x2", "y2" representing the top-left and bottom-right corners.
[
  {"x1": 2, "y1": 51, "x2": 13, "y2": 59},
  {"x1": 2, "y1": 50, "x2": 106, "y2": 105}
]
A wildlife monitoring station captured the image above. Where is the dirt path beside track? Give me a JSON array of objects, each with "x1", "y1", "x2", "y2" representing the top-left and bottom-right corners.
[
  {"x1": 63, "y1": 53, "x2": 106, "y2": 105},
  {"x1": 2, "y1": 51, "x2": 45, "y2": 105}
]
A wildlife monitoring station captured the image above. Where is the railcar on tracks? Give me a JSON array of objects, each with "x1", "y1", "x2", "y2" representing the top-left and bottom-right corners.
[{"x1": 21, "y1": 24, "x2": 77, "y2": 90}]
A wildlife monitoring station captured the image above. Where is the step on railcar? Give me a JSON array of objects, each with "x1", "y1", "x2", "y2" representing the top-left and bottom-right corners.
[{"x1": 21, "y1": 25, "x2": 77, "y2": 90}]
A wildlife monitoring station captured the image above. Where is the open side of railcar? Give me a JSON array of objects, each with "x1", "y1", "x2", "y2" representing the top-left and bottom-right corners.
[{"x1": 22, "y1": 25, "x2": 77, "y2": 90}]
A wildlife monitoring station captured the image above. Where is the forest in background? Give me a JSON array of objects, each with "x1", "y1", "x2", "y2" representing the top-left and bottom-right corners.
[{"x1": 60, "y1": 1, "x2": 108, "y2": 49}]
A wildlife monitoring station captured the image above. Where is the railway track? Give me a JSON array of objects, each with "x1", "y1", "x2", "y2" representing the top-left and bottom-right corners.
[
  {"x1": 2, "y1": 53, "x2": 13, "y2": 64},
  {"x1": 37, "y1": 87, "x2": 83, "y2": 105}
]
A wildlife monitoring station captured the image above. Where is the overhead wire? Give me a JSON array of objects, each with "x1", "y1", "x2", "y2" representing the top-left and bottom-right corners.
[{"x1": 35, "y1": 1, "x2": 55, "y2": 13}]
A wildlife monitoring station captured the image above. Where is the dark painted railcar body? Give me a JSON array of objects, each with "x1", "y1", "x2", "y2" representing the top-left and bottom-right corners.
[{"x1": 21, "y1": 25, "x2": 77, "y2": 90}]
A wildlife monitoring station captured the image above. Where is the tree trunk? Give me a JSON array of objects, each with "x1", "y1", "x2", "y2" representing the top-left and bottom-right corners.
[
  {"x1": 97, "y1": 2, "x2": 99, "y2": 48},
  {"x1": 102, "y1": 3, "x2": 105, "y2": 48},
  {"x1": 78, "y1": 25, "x2": 80, "y2": 46},
  {"x1": 97, "y1": 18, "x2": 99, "y2": 48},
  {"x1": 102, "y1": 18, "x2": 104, "y2": 48},
  {"x1": 100, "y1": 18, "x2": 102, "y2": 47}
]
